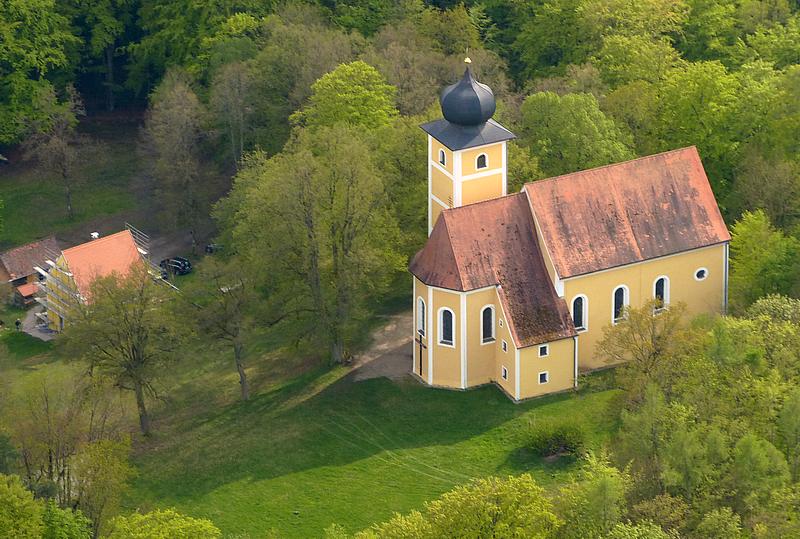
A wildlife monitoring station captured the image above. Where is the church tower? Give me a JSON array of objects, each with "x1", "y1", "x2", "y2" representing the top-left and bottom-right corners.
[{"x1": 420, "y1": 59, "x2": 516, "y2": 234}]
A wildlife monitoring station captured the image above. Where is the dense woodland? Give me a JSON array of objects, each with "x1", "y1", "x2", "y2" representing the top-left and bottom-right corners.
[{"x1": 3, "y1": 0, "x2": 800, "y2": 537}]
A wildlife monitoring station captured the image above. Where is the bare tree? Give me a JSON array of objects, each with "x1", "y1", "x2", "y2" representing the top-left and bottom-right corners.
[
  {"x1": 22, "y1": 87, "x2": 96, "y2": 220},
  {"x1": 210, "y1": 62, "x2": 252, "y2": 170}
]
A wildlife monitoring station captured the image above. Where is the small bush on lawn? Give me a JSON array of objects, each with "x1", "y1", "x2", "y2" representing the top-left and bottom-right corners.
[{"x1": 527, "y1": 421, "x2": 587, "y2": 458}]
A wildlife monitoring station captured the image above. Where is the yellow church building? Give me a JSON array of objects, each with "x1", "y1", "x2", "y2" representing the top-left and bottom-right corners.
[{"x1": 409, "y1": 63, "x2": 730, "y2": 401}]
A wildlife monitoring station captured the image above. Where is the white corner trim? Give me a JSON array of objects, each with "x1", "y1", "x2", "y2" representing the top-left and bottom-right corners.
[
  {"x1": 573, "y1": 336, "x2": 579, "y2": 388},
  {"x1": 514, "y1": 347, "x2": 521, "y2": 400},
  {"x1": 723, "y1": 242, "x2": 729, "y2": 314},
  {"x1": 427, "y1": 285, "x2": 433, "y2": 385},
  {"x1": 453, "y1": 151, "x2": 463, "y2": 206},
  {"x1": 502, "y1": 141, "x2": 508, "y2": 196},
  {"x1": 460, "y1": 293, "x2": 467, "y2": 389},
  {"x1": 427, "y1": 135, "x2": 432, "y2": 236}
]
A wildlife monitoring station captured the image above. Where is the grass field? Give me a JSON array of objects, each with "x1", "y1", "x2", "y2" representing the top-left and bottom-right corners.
[
  {"x1": 0, "y1": 318, "x2": 621, "y2": 538},
  {"x1": 128, "y1": 369, "x2": 620, "y2": 537}
]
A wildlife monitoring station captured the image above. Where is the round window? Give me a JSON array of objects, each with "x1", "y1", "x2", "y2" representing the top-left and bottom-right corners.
[{"x1": 694, "y1": 268, "x2": 708, "y2": 281}]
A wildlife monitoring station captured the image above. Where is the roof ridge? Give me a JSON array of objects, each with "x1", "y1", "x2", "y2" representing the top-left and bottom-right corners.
[
  {"x1": 523, "y1": 146, "x2": 698, "y2": 189},
  {"x1": 440, "y1": 214, "x2": 469, "y2": 290},
  {"x1": 62, "y1": 230, "x2": 133, "y2": 256},
  {"x1": 441, "y1": 191, "x2": 525, "y2": 216}
]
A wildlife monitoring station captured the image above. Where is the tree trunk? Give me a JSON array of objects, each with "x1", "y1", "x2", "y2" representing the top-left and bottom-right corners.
[
  {"x1": 104, "y1": 45, "x2": 115, "y2": 112},
  {"x1": 133, "y1": 380, "x2": 151, "y2": 436},
  {"x1": 63, "y1": 168, "x2": 74, "y2": 220},
  {"x1": 233, "y1": 339, "x2": 249, "y2": 401}
]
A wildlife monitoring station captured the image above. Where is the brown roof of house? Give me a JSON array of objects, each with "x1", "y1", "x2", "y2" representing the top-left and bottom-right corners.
[
  {"x1": 61, "y1": 230, "x2": 143, "y2": 299},
  {"x1": 0, "y1": 236, "x2": 60, "y2": 281},
  {"x1": 16, "y1": 282, "x2": 38, "y2": 298},
  {"x1": 524, "y1": 147, "x2": 730, "y2": 279},
  {"x1": 409, "y1": 193, "x2": 576, "y2": 347}
]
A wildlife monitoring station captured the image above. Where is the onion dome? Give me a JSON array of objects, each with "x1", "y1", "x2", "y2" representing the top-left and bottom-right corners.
[{"x1": 440, "y1": 58, "x2": 496, "y2": 126}]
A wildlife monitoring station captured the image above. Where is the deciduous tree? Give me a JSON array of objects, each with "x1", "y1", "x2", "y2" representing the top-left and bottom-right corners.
[{"x1": 106, "y1": 509, "x2": 221, "y2": 539}]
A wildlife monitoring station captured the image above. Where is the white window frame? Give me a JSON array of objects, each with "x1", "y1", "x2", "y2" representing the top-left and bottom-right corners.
[
  {"x1": 538, "y1": 344, "x2": 549, "y2": 357},
  {"x1": 538, "y1": 371, "x2": 549, "y2": 384},
  {"x1": 438, "y1": 307, "x2": 455, "y2": 348},
  {"x1": 480, "y1": 305, "x2": 495, "y2": 344},
  {"x1": 653, "y1": 276, "x2": 670, "y2": 311},
  {"x1": 438, "y1": 149, "x2": 446, "y2": 166},
  {"x1": 417, "y1": 297, "x2": 426, "y2": 336},
  {"x1": 694, "y1": 267, "x2": 709, "y2": 281},
  {"x1": 571, "y1": 294, "x2": 588, "y2": 332},
  {"x1": 476, "y1": 153, "x2": 488, "y2": 170},
  {"x1": 501, "y1": 339, "x2": 508, "y2": 353},
  {"x1": 501, "y1": 366, "x2": 508, "y2": 380},
  {"x1": 612, "y1": 285, "x2": 630, "y2": 325}
]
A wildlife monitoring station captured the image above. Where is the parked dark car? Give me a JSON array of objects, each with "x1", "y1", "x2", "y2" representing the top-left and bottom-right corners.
[{"x1": 159, "y1": 256, "x2": 192, "y2": 276}]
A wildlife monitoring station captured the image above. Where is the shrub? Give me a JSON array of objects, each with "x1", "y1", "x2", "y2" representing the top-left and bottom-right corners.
[{"x1": 528, "y1": 421, "x2": 587, "y2": 457}]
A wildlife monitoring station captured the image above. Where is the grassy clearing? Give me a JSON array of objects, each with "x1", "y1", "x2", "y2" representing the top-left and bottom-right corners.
[
  {"x1": 128, "y1": 369, "x2": 620, "y2": 538},
  {"x1": 0, "y1": 117, "x2": 140, "y2": 250}
]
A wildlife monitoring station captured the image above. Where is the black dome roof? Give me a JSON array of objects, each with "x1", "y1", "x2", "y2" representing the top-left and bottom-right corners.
[{"x1": 440, "y1": 64, "x2": 496, "y2": 126}]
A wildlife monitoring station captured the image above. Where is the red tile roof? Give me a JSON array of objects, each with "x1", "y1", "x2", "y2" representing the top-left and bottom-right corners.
[
  {"x1": 524, "y1": 147, "x2": 730, "y2": 278},
  {"x1": 61, "y1": 230, "x2": 143, "y2": 299},
  {"x1": 409, "y1": 193, "x2": 577, "y2": 347},
  {"x1": 0, "y1": 236, "x2": 59, "y2": 280},
  {"x1": 16, "y1": 282, "x2": 38, "y2": 298}
]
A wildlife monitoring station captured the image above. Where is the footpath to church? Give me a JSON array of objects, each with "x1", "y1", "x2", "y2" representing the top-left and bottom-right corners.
[{"x1": 352, "y1": 312, "x2": 412, "y2": 382}]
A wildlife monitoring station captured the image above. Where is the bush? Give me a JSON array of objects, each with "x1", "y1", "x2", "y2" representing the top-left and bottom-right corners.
[{"x1": 528, "y1": 421, "x2": 587, "y2": 457}]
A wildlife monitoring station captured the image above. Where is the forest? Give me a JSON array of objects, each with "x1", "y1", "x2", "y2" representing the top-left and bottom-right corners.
[{"x1": 2, "y1": 0, "x2": 800, "y2": 537}]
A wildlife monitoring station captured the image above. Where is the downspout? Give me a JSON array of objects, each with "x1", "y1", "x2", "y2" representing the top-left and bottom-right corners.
[
  {"x1": 573, "y1": 335, "x2": 579, "y2": 389},
  {"x1": 723, "y1": 242, "x2": 730, "y2": 315}
]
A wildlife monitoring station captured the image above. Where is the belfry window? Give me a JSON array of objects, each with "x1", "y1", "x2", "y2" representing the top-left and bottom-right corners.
[
  {"x1": 417, "y1": 297, "x2": 426, "y2": 336},
  {"x1": 481, "y1": 306, "x2": 495, "y2": 343},
  {"x1": 654, "y1": 277, "x2": 669, "y2": 311},
  {"x1": 439, "y1": 308, "x2": 454, "y2": 346},
  {"x1": 439, "y1": 149, "x2": 446, "y2": 166},
  {"x1": 613, "y1": 286, "x2": 629, "y2": 324},
  {"x1": 476, "y1": 153, "x2": 488, "y2": 169}
]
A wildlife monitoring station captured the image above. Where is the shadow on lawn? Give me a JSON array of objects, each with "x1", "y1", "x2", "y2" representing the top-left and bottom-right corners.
[{"x1": 132, "y1": 364, "x2": 617, "y2": 505}]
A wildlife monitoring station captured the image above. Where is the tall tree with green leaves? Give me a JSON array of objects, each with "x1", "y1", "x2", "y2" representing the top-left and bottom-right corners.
[
  {"x1": 519, "y1": 91, "x2": 635, "y2": 176},
  {"x1": 0, "y1": 0, "x2": 77, "y2": 145},
  {"x1": 292, "y1": 61, "x2": 398, "y2": 130},
  {"x1": 0, "y1": 474, "x2": 43, "y2": 538},
  {"x1": 729, "y1": 210, "x2": 800, "y2": 312},
  {"x1": 219, "y1": 125, "x2": 403, "y2": 363},
  {"x1": 106, "y1": 509, "x2": 221, "y2": 539}
]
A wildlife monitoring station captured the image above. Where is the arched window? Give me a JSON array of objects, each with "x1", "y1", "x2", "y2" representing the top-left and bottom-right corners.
[
  {"x1": 613, "y1": 286, "x2": 629, "y2": 324},
  {"x1": 417, "y1": 297, "x2": 426, "y2": 336},
  {"x1": 439, "y1": 308, "x2": 454, "y2": 346},
  {"x1": 438, "y1": 149, "x2": 446, "y2": 166},
  {"x1": 654, "y1": 276, "x2": 669, "y2": 311},
  {"x1": 571, "y1": 295, "x2": 587, "y2": 331},
  {"x1": 476, "y1": 153, "x2": 488, "y2": 169},
  {"x1": 481, "y1": 306, "x2": 495, "y2": 343}
]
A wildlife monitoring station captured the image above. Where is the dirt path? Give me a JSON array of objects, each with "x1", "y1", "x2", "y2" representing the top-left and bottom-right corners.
[{"x1": 352, "y1": 311, "x2": 413, "y2": 382}]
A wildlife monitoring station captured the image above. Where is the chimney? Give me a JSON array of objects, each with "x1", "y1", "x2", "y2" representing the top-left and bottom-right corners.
[{"x1": 90, "y1": 232, "x2": 100, "y2": 240}]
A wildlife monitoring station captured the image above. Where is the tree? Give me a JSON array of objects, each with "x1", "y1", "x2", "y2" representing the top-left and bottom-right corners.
[
  {"x1": 210, "y1": 61, "x2": 252, "y2": 170},
  {"x1": 778, "y1": 389, "x2": 800, "y2": 481},
  {"x1": 661, "y1": 423, "x2": 727, "y2": 501},
  {"x1": 41, "y1": 501, "x2": 92, "y2": 539},
  {"x1": 0, "y1": 432, "x2": 17, "y2": 474},
  {"x1": 423, "y1": 475, "x2": 561, "y2": 538},
  {"x1": 292, "y1": 61, "x2": 398, "y2": 130},
  {"x1": 732, "y1": 150, "x2": 800, "y2": 230},
  {"x1": 418, "y1": 5, "x2": 480, "y2": 56},
  {"x1": 555, "y1": 453, "x2": 629, "y2": 538},
  {"x1": 606, "y1": 521, "x2": 671, "y2": 539},
  {"x1": 693, "y1": 507, "x2": 743, "y2": 539},
  {"x1": 729, "y1": 210, "x2": 800, "y2": 312},
  {"x1": 593, "y1": 35, "x2": 682, "y2": 86},
  {"x1": 219, "y1": 125, "x2": 403, "y2": 363},
  {"x1": 729, "y1": 434, "x2": 790, "y2": 514},
  {"x1": 747, "y1": 294, "x2": 800, "y2": 325},
  {"x1": 106, "y1": 509, "x2": 221, "y2": 539},
  {"x1": 21, "y1": 87, "x2": 93, "y2": 221},
  {"x1": 63, "y1": 266, "x2": 178, "y2": 435},
  {"x1": 182, "y1": 257, "x2": 283, "y2": 401},
  {"x1": 595, "y1": 301, "x2": 695, "y2": 402},
  {"x1": 141, "y1": 70, "x2": 208, "y2": 250},
  {"x1": 72, "y1": 439, "x2": 134, "y2": 536},
  {"x1": 0, "y1": 473, "x2": 43, "y2": 538},
  {"x1": 519, "y1": 91, "x2": 635, "y2": 176},
  {"x1": 0, "y1": 0, "x2": 77, "y2": 145}
]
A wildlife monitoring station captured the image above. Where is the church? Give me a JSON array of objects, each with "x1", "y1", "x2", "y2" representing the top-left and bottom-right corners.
[{"x1": 409, "y1": 61, "x2": 730, "y2": 401}]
